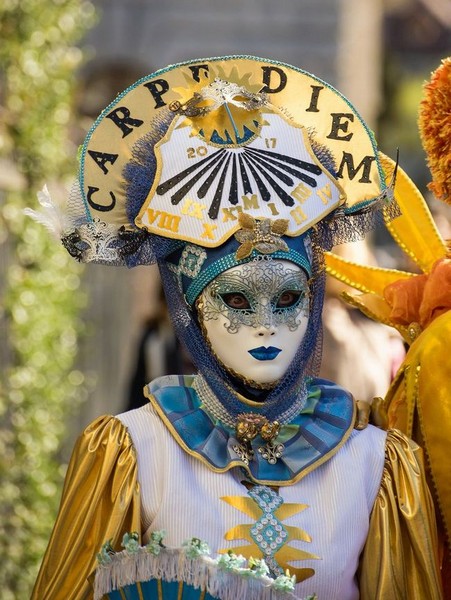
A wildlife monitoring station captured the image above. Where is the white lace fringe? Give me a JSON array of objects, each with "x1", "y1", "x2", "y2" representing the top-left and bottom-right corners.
[{"x1": 94, "y1": 547, "x2": 299, "y2": 600}]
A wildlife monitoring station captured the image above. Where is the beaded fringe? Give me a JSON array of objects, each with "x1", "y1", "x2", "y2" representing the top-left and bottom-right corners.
[{"x1": 94, "y1": 547, "x2": 301, "y2": 600}]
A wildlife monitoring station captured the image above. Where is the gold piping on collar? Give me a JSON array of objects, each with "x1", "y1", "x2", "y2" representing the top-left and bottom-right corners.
[{"x1": 144, "y1": 386, "x2": 357, "y2": 487}]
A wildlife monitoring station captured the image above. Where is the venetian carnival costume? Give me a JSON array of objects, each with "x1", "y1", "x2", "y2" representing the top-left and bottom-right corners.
[
  {"x1": 325, "y1": 57, "x2": 451, "y2": 595},
  {"x1": 29, "y1": 56, "x2": 442, "y2": 600}
]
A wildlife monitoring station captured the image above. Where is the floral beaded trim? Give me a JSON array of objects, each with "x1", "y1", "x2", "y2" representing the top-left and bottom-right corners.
[{"x1": 95, "y1": 531, "x2": 318, "y2": 600}]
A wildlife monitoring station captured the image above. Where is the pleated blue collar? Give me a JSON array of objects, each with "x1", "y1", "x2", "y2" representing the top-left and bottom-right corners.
[{"x1": 144, "y1": 375, "x2": 355, "y2": 486}]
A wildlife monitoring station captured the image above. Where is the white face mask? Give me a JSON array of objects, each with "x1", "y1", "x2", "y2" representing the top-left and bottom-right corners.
[{"x1": 198, "y1": 258, "x2": 310, "y2": 385}]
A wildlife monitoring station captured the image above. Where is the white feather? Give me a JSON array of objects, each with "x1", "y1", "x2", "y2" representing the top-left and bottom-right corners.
[{"x1": 23, "y1": 185, "x2": 70, "y2": 238}]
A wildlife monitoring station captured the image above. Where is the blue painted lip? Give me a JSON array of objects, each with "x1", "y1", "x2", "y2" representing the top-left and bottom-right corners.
[{"x1": 248, "y1": 346, "x2": 282, "y2": 361}]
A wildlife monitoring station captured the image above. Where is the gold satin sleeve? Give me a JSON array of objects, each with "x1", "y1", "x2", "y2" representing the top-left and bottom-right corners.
[
  {"x1": 359, "y1": 429, "x2": 443, "y2": 600},
  {"x1": 31, "y1": 415, "x2": 141, "y2": 600}
]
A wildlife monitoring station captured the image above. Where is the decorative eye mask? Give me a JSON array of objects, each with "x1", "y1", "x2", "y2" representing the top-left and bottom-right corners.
[{"x1": 198, "y1": 258, "x2": 309, "y2": 333}]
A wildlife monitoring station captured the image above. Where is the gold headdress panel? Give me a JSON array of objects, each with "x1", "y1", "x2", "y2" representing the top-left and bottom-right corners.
[
  {"x1": 71, "y1": 55, "x2": 390, "y2": 264},
  {"x1": 324, "y1": 57, "x2": 451, "y2": 579}
]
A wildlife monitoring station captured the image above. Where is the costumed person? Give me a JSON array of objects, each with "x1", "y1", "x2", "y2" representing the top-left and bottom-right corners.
[
  {"x1": 325, "y1": 57, "x2": 451, "y2": 595},
  {"x1": 28, "y1": 56, "x2": 443, "y2": 600}
]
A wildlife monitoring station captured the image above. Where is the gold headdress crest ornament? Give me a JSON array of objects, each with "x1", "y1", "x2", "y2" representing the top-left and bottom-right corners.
[{"x1": 324, "y1": 57, "x2": 451, "y2": 589}]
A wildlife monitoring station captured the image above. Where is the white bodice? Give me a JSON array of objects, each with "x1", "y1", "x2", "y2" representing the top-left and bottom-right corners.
[{"x1": 117, "y1": 403, "x2": 386, "y2": 600}]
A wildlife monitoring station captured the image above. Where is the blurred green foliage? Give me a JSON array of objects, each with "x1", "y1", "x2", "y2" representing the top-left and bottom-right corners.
[{"x1": 0, "y1": 1, "x2": 96, "y2": 596}]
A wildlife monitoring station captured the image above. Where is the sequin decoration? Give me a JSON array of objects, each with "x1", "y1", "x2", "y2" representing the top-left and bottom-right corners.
[
  {"x1": 248, "y1": 486, "x2": 288, "y2": 576},
  {"x1": 220, "y1": 484, "x2": 320, "y2": 582}
]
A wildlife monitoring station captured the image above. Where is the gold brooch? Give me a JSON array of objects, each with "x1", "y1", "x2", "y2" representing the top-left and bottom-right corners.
[
  {"x1": 234, "y1": 213, "x2": 289, "y2": 260},
  {"x1": 233, "y1": 413, "x2": 284, "y2": 465}
]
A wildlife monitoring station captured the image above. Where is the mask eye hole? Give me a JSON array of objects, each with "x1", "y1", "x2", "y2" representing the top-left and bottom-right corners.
[
  {"x1": 276, "y1": 290, "x2": 302, "y2": 309},
  {"x1": 220, "y1": 292, "x2": 251, "y2": 310}
]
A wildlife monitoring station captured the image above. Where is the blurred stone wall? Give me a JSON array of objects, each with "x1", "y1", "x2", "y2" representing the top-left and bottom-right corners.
[{"x1": 83, "y1": 0, "x2": 341, "y2": 85}]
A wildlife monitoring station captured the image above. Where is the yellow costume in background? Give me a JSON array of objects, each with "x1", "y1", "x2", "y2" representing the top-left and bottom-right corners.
[{"x1": 325, "y1": 55, "x2": 451, "y2": 596}]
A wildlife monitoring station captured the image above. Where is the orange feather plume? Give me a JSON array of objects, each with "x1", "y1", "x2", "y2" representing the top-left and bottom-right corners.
[{"x1": 418, "y1": 57, "x2": 451, "y2": 204}]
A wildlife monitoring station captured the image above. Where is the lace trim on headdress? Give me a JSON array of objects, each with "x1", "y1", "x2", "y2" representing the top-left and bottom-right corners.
[
  {"x1": 317, "y1": 153, "x2": 400, "y2": 252},
  {"x1": 58, "y1": 180, "x2": 182, "y2": 266}
]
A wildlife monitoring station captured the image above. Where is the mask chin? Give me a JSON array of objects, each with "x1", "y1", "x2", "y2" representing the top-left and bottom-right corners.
[
  {"x1": 227, "y1": 373, "x2": 274, "y2": 402},
  {"x1": 195, "y1": 297, "x2": 278, "y2": 394}
]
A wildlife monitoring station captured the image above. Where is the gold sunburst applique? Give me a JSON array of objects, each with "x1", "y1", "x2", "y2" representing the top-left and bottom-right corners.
[
  {"x1": 170, "y1": 65, "x2": 268, "y2": 145},
  {"x1": 220, "y1": 487, "x2": 320, "y2": 583},
  {"x1": 234, "y1": 213, "x2": 289, "y2": 260}
]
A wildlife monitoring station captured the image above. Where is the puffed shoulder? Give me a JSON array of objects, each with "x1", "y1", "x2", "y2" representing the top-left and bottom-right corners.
[
  {"x1": 32, "y1": 415, "x2": 141, "y2": 600},
  {"x1": 359, "y1": 429, "x2": 443, "y2": 600}
]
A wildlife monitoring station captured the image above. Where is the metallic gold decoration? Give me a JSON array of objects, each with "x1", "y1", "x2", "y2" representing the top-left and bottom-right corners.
[
  {"x1": 369, "y1": 397, "x2": 389, "y2": 430},
  {"x1": 31, "y1": 416, "x2": 140, "y2": 600},
  {"x1": 257, "y1": 420, "x2": 284, "y2": 464},
  {"x1": 236, "y1": 413, "x2": 264, "y2": 443},
  {"x1": 231, "y1": 442, "x2": 254, "y2": 466},
  {"x1": 168, "y1": 92, "x2": 210, "y2": 117},
  {"x1": 234, "y1": 414, "x2": 264, "y2": 465},
  {"x1": 171, "y1": 68, "x2": 267, "y2": 144},
  {"x1": 407, "y1": 322, "x2": 422, "y2": 342},
  {"x1": 235, "y1": 414, "x2": 284, "y2": 464},
  {"x1": 172, "y1": 79, "x2": 266, "y2": 122},
  {"x1": 358, "y1": 430, "x2": 443, "y2": 598},
  {"x1": 354, "y1": 400, "x2": 371, "y2": 430},
  {"x1": 260, "y1": 420, "x2": 280, "y2": 442},
  {"x1": 257, "y1": 442, "x2": 284, "y2": 465},
  {"x1": 220, "y1": 488, "x2": 319, "y2": 582},
  {"x1": 235, "y1": 213, "x2": 289, "y2": 260}
]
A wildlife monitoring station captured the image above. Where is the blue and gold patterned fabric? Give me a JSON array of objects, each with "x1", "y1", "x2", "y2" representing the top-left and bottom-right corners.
[{"x1": 105, "y1": 580, "x2": 219, "y2": 600}]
